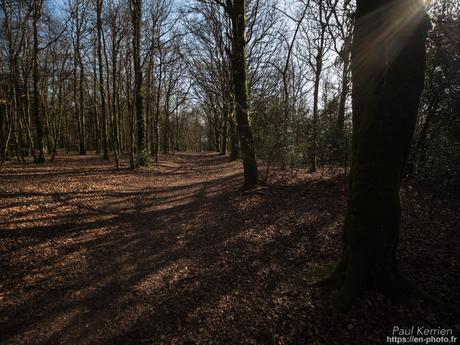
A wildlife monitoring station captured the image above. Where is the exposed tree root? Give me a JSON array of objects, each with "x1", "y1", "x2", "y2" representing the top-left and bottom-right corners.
[{"x1": 241, "y1": 185, "x2": 269, "y2": 195}]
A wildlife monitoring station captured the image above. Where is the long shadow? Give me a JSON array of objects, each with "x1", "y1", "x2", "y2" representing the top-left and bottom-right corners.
[
  {"x1": 1, "y1": 164, "x2": 347, "y2": 345},
  {"x1": 1, "y1": 154, "x2": 457, "y2": 345}
]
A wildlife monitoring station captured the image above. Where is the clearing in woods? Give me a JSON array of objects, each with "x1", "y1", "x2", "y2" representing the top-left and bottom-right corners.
[{"x1": 0, "y1": 153, "x2": 458, "y2": 345}]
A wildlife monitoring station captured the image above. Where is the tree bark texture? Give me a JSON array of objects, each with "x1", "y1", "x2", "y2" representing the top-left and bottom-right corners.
[
  {"x1": 131, "y1": 0, "x2": 148, "y2": 166},
  {"x1": 32, "y1": 0, "x2": 45, "y2": 163},
  {"x1": 332, "y1": 0, "x2": 429, "y2": 310},
  {"x1": 228, "y1": 0, "x2": 258, "y2": 188}
]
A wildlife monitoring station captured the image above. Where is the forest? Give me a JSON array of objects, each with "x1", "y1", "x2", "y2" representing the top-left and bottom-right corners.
[{"x1": 0, "y1": 0, "x2": 459, "y2": 344}]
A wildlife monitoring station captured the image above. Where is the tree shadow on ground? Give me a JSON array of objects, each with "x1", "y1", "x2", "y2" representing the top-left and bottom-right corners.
[{"x1": 0, "y1": 153, "x2": 458, "y2": 345}]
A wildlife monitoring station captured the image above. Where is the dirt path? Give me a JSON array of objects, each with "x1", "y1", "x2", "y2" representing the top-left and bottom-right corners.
[{"x1": 0, "y1": 153, "x2": 458, "y2": 345}]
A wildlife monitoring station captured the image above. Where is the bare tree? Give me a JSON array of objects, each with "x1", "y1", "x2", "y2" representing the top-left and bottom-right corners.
[
  {"x1": 130, "y1": 0, "x2": 148, "y2": 166},
  {"x1": 32, "y1": 0, "x2": 45, "y2": 162},
  {"x1": 300, "y1": 0, "x2": 337, "y2": 172},
  {"x1": 96, "y1": 0, "x2": 109, "y2": 160}
]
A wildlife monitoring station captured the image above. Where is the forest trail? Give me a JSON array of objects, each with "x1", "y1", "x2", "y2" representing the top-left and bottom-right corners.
[{"x1": 0, "y1": 153, "x2": 458, "y2": 345}]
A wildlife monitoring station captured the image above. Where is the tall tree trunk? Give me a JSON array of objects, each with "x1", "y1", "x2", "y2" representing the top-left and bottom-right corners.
[
  {"x1": 32, "y1": 0, "x2": 45, "y2": 163},
  {"x1": 126, "y1": 55, "x2": 135, "y2": 168},
  {"x1": 23, "y1": 73, "x2": 36, "y2": 160},
  {"x1": 51, "y1": 75, "x2": 64, "y2": 162},
  {"x1": 91, "y1": 55, "x2": 101, "y2": 154},
  {"x1": 228, "y1": 102, "x2": 239, "y2": 161},
  {"x1": 73, "y1": 58, "x2": 80, "y2": 153},
  {"x1": 228, "y1": 0, "x2": 257, "y2": 189},
  {"x1": 110, "y1": 18, "x2": 120, "y2": 169},
  {"x1": 145, "y1": 60, "x2": 152, "y2": 153},
  {"x1": 41, "y1": 56, "x2": 52, "y2": 155},
  {"x1": 214, "y1": 126, "x2": 220, "y2": 152},
  {"x1": 153, "y1": 106, "x2": 160, "y2": 162},
  {"x1": 221, "y1": 116, "x2": 228, "y2": 155},
  {"x1": 163, "y1": 102, "x2": 169, "y2": 154},
  {"x1": 74, "y1": 7, "x2": 86, "y2": 155},
  {"x1": 131, "y1": 0, "x2": 148, "y2": 166},
  {"x1": 0, "y1": 103, "x2": 4, "y2": 154},
  {"x1": 175, "y1": 114, "x2": 180, "y2": 151},
  {"x1": 92, "y1": 20, "x2": 99, "y2": 154},
  {"x1": 331, "y1": 0, "x2": 429, "y2": 311},
  {"x1": 309, "y1": 42, "x2": 324, "y2": 173},
  {"x1": 96, "y1": 0, "x2": 109, "y2": 160},
  {"x1": 336, "y1": 45, "x2": 350, "y2": 162},
  {"x1": 78, "y1": 54, "x2": 86, "y2": 155},
  {"x1": 153, "y1": 48, "x2": 163, "y2": 163}
]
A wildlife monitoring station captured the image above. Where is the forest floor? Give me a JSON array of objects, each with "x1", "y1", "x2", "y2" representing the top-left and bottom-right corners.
[{"x1": 0, "y1": 152, "x2": 459, "y2": 345}]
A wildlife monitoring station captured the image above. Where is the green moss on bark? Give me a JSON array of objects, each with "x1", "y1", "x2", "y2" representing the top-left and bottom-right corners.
[{"x1": 330, "y1": 0, "x2": 430, "y2": 311}]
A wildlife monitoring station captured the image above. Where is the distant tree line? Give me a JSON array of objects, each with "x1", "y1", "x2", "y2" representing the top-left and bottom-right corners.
[
  {"x1": 0, "y1": 0, "x2": 457, "y2": 189},
  {"x1": 0, "y1": 0, "x2": 460, "y2": 185}
]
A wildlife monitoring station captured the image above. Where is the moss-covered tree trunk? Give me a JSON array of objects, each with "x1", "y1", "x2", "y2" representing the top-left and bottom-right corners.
[
  {"x1": 131, "y1": 0, "x2": 148, "y2": 166},
  {"x1": 335, "y1": 43, "x2": 350, "y2": 162},
  {"x1": 228, "y1": 0, "x2": 257, "y2": 189},
  {"x1": 221, "y1": 109, "x2": 228, "y2": 156},
  {"x1": 96, "y1": 0, "x2": 109, "y2": 161},
  {"x1": 332, "y1": 0, "x2": 429, "y2": 311},
  {"x1": 228, "y1": 99, "x2": 239, "y2": 160},
  {"x1": 32, "y1": 0, "x2": 45, "y2": 163}
]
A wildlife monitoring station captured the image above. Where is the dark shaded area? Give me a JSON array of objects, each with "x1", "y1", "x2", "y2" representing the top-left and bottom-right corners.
[{"x1": 0, "y1": 153, "x2": 458, "y2": 345}]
